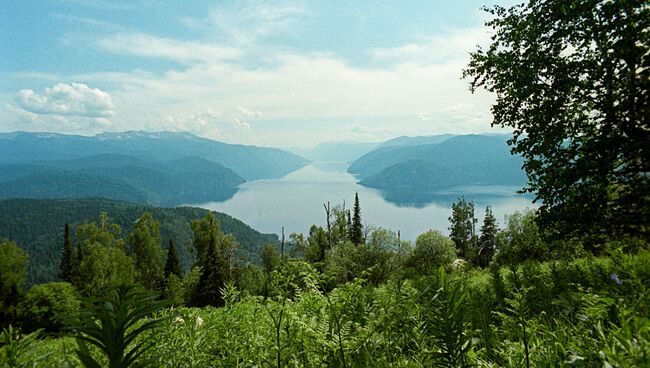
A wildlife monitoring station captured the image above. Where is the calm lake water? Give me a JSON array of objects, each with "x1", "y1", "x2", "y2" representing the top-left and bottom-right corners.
[{"x1": 192, "y1": 162, "x2": 536, "y2": 241}]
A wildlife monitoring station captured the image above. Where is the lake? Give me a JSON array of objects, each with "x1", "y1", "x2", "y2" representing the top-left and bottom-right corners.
[{"x1": 191, "y1": 162, "x2": 536, "y2": 241}]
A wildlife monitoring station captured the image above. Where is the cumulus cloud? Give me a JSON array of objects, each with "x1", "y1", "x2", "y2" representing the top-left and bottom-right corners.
[
  {"x1": 158, "y1": 108, "x2": 253, "y2": 142},
  {"x1": 15, "y1": 83, "x2": 115, "y2": 118}
]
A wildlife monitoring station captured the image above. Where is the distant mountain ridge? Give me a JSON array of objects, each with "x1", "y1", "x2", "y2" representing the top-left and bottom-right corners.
[
  {"x1": 297, "y1": 141, "x2": 380, "y2": 162},
  {"x1": 0, "y1": 131, "x2": 309, "y2": 205},
  {"x1": 349, "y1": 134, "x2": 526, "y2": 191},
  {"x1": 0, "y1": 130, "x2": 309, "y2": 180}
]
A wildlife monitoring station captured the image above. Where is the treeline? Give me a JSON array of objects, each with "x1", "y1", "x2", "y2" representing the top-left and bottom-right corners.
[
  {"x1": 0, "y1": 191, "x2": 607, "y2": 334},
  {"x1": 0, "y1": 198, "x2": 277, "y2": 285}
]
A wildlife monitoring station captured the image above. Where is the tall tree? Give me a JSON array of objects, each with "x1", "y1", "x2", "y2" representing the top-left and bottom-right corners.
[
  {"x1": 448, "y1": 197, "x2": 477, "y2": 259},
  {"x1": 164, "y1": 239, "x2": 182, "y2": 279},
  {"x1": 351, "y1": 192, "x2": 364, "y2": 245},
  {"x1": 58, "y1": 223, "x2": 76, "y2": 283},
  {"x1": 190, "y1": 213, "x2": 232, "y2": 307},
  {"x1": 465, "y1": 0, "x2": 650, "y2": 245},
  {"x1": 76, "y1": 214, "x2": 135, "y2": 296},
  {"x1": 0, "y1": 240, "x2": 28, "y2": 326},
  {"x1": 477, "y1": 206, "x2": 498, "y2": 268},
  {"x1": 128, "y1": 212, "x2": 163, "y2": 290}
]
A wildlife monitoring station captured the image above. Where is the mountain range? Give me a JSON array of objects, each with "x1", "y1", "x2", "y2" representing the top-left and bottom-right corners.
[
  {"x1": 348, "y1": 134, "x2": 526, "y2": 191},
  {"x1": 0, "y1": 131, "x2": 309, "y2": 205}
]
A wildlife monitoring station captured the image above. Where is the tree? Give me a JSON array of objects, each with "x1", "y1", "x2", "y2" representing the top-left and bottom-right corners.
[
  {"x1": 495, "y1": 210, "x2": 547, "y2": 265},
  {"x1": 164, "y1": 239, "x2": 182, "y2": 279},
  {"x1": 79, "y1": 243, "x2": 137, "y2": 296},
  {"x1": 410, "y1": 230, "x2": 457, "y2": 274},
  {"x1": 0, "y1": 240, "x2": 28, "y2": 326},
  {"x1": 195, "y1": 239, "x2": 229, "y2": 307},
  {"x1": 190, "y1": 213, "x2": 232, "y2": 307},
  {"x1": 476, "y1": 206, "x2": 498, "y2": 268},
  {"x1": 17, "y1": 282, "x2": 79, "y2": 332},
  {"x1": 128, "y1": 212, "x2": 163, "y2": 290},
  {"x1": 59, "y1": 223, "x2": 77, "y2": 283},
  {"x1": 351, "y1": 192, "x2": 364, "y2": 245},
  {"x1": 75, "y1": 213, "x2": 136, "y2": 296},
  {"x1": 465, "y1": 0, "x2": 650, "y2": 245},
  {"x1": 448, "y1": 197, "x2": 477, "y2": 259}
]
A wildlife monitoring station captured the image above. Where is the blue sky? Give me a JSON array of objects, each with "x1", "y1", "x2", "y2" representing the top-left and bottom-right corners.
[{"x1": 1, "y1": 0, "x2": 517, "y2": 147}]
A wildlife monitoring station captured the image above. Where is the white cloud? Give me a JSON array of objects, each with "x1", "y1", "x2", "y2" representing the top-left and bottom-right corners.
[
  {"x1": 156, "y1": 108, "x2": 253, "y2": 142},
  {"x1": 371, "y1": 27, "x2": 490, "y2": 65},
  {"x1": 207, "y1": 1, "x2": 308, "y2": 45},
  {"x1": 15, "y1": 83, "x2": 114, "y2": 118},
  {"x1": 97, "y1": 33, "x2": 242, "y2": 63}
]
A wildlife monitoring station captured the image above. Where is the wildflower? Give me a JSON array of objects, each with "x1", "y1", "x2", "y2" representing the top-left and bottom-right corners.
[
  {"x1": 195, "y1": 316, "x2": 204, "y2": 327},
  {"x1": 173, "y1": 316, "x2": 185, "y2": 325},
  {"x1": 610, "y1": 274, "x2": 622, "y2": 286}
]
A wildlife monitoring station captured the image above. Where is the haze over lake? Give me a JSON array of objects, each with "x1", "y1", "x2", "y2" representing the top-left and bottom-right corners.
[{"x1": 192, "y1": 162, "x2": 536, "y2": 241}]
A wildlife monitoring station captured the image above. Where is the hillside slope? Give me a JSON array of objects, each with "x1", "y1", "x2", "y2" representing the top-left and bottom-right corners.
[
  {"x1": 0, "y1": 131, "x2": 309, "y2": 180},
  {"x1": 0, "y1": 198, "x2": 278, "y2": 286},
  {"x1": 349, "y1": 135, "x2": 526, "y2": 190}
]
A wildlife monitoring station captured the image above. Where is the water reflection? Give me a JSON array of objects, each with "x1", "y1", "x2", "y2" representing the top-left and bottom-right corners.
[{"x1": 191, "y1": 163, "x2": 536, "y2": 241}]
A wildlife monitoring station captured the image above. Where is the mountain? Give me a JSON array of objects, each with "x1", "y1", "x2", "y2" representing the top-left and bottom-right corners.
[
  {"x1": 298, "y1": 141, "x2": 379, "y2": 162},
  {"x1": 0, "y1": 154, "x2": 245, "y2": 206},
  {"x1": 0, "y1": 131, "x2": 309, "y2": 180},
  {"x1": 0, "y1": 198, "x2": 278, "y2": 286},
  {"x1": 377, "y1": 134, "x2": 455, "y2": 148},
  {"x1": 349, "y1": 135, "x2": 527, "y2": 190}
]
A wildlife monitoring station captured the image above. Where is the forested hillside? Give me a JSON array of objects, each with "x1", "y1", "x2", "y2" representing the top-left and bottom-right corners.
[
  {"x1": 0, "y1": 198, "x2": 277, "y2": 285},
  {"x1": 349, "y1": 135, "x2": 526, "y2": 190},
  {"x1": 0, "y1": 131, "x2": 309, "y2": 181},
  {"x1": 0, "y1": 154, "x2": 244, "y2": 205}
]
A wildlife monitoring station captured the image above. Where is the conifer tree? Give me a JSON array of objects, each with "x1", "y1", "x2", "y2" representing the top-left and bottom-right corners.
[
  {"x1": 58, "y1": 223, "x2": 75, "y2": 282},
  {"x1": 164, "y1": 239, "x2": 182, "y2": 279},
  {"x1": 190, "y1": 213, "x2": 232, "y2": 307},
  {"x1": 449, "y1": 197, "x2": 477, "y2": 259},
  {"x1": 477, "y1": 206, "x2": 498, "y2": 268},
  {"x1": 351, "y1": 192, "x2": 364, "y2": 245},
  {"x1": 347, "y1": 210, "x2": 352, "y2": 240},
  {"x1": 195, "y1": 235, "x2": 229, "y2": 307}
]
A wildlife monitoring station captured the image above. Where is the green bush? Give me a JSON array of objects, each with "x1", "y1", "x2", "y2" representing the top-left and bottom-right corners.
[{"x1": 17, "y1": 282, "x2": 79, "y2": 333}]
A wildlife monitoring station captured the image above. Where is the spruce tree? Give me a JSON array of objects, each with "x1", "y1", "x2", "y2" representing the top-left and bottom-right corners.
[
  {"x1": 448, "y1": 197, "x2": 477, "y2": 259},
  {"x1": 196, "y1": 236, "x2": 229, "y2": 307},
  {"x1": 351, "y1": 192, "x2": 364, "y2": 245},
  {"x1": 164, "y1": 239, "x2": 182, "y2": 279},
  {"x1": 58, "y1": 223, "x2": 75, "y2": 282},
  {"x1": 477, "y1": 206, "x2": 498, "y2": 268}
]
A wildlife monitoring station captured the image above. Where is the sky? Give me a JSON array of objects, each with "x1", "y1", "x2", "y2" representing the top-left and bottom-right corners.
[{"x1": 0, "y1": 0, "x2": 518, "y2": 148}]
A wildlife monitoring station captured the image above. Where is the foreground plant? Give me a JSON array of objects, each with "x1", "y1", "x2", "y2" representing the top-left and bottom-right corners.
[{"x1": 65, "y1": 284, "x2": 169, "y2": 368}]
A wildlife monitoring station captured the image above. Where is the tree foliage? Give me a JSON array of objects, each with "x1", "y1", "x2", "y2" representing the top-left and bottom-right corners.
[
  {"x1": 17, "y1": 281, "x2": 79, "y2": 333},
  {"x1": 465, "y1": 0, "x2": 650, "y2": 244},
  {"x1": 351, "y1": 193, "x2": 364, "y2": 245},
  {"x1": 477, "y1": 206, "x2": 498, "y2": 268},
  {"x1": 410, "y1": 230, "x2": 457, "y2": 274},
  {"x1": 448, "y1": 197, "x2": 477, "y2": 259},
  {"x1": 128, "y1": 212, "x2": 163, "y2": 290},
  {"x1": 164, "y1": 239, "x2": 181, "y2": 280}
]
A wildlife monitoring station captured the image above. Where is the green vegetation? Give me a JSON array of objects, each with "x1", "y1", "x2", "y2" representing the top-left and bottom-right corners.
[
  {"x1": 0, "y1": 198, "x2": 278, "y2": 285},
  {"x1": 0, "y1": 1, "x2": 648, "y2": 366},
  {"x1": 464, "y1": 0, "x2": 649, "y2": 243}
]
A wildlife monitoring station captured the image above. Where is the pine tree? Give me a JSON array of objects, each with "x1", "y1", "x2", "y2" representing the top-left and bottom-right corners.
[
  {"x1": 58, "y1": 223, "x2": 75, "y2": 283},
  {"x1": 477, "y1": 206, "x2": 498, "y2": 268},
  {"x1": 164, "y1": 239, "x2": 182, "y2": 279},
  {"x1": 448, "y1": 197, "x2": 477, "y2": 259},
  {"x1": 347, "y1": 210, "x2": 352, "y2": 241},
  {"x1": 351, "y1": 192, "x2": 364, "y2": 245},
  {"x1": 195, "y1": 236, "x2": 229, "y2": 307}
]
